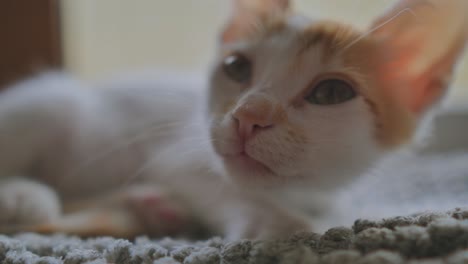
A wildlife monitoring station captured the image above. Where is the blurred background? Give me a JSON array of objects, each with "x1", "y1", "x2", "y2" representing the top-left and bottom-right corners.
[{"x1": 1, "y1": 0, "x2": 467, "y2": 151}]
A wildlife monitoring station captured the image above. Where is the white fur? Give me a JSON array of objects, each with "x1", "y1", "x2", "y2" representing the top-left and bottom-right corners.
[{"x1": 0, "y1": 178, "x2": 60, "y2": 225}]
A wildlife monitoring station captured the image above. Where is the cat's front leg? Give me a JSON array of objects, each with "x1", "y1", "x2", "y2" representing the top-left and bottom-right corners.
[
  {"x1": 18, "y1": 184, "x2": 200, "y2": 238},
  {"x1": 0, "y1": 177, "x2": 61, "y2": 226}
]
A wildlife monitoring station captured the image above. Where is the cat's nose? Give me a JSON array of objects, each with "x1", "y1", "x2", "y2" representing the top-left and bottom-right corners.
[{"x1": 232, "y1": 95, "x2": 281, "y2": 140}]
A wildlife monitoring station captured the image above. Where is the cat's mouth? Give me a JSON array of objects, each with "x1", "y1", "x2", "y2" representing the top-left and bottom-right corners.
[{"x1": 223, "y1": 151, "x2": 276, "y2": 177}]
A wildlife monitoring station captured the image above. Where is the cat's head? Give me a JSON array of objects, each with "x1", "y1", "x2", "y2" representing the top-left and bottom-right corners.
[{"x1": 207, "y1": 0, "x2": 468, "y2": 188}]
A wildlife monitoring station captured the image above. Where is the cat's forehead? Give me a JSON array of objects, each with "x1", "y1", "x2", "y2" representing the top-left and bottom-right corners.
[
  {"x1": 226, "y1": 15, "x2": 365, "y2": 67},
  {"x1": 218, "y1": 13, "x2": 381, "y2": 100},
  {"x1": 228, "y1": 16, "x2": 369, "y2": 85}
]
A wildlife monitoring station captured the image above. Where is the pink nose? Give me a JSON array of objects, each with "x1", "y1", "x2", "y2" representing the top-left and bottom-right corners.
[
  {"x1": 233, "y1": 110, "x2": 274, "y2": 140},
  {"x1": 232, "y1": 96, "x2": 279, "y2": 140}
]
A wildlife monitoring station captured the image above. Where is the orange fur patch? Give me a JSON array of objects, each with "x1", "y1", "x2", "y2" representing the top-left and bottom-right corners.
[
  {"x1": 298, "y1": 21, "x2": 360, "y2": 63},
  {"x1": 338, "y1": 31, "x2": 417, "y2": 148}
]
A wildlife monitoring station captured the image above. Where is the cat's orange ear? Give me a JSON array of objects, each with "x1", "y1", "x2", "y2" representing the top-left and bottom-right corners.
[
  {"x1": 370, "y1": 0, "x2": 468, "y2": 114},
  {"x1": 221, "y1": 0, "x2": 290, "y2": 43}
]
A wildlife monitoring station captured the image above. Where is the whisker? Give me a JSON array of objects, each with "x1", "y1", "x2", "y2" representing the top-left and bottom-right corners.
[
  {"x1": 177, "y1": 142, "x2": 217, "y2": 158},
  {"x1": 70, "y1": 120, "x2": 189, "y2": 174},
  {"x1": 343, "y1": 7, "x2": 417, "y2": 51},
  {"x1": 120, "y1": 138, "x2": 221, "y2": 186}
]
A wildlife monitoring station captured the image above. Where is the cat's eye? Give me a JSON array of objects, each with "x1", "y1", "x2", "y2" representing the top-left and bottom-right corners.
[
  {"x1": 223, "y1": 54, "x2": 252, "y2": 84},
  {"x1": 305, "y1": 79, "x2": 357, "y2": 105}
]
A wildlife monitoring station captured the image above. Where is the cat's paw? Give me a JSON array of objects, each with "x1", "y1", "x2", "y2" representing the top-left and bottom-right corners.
[
  {"x1": 123, "y1": 185, "x2": 191, "y2": 236},
  {"x1": 0, "y1": 178, "x2": 61, "y2": 225}
]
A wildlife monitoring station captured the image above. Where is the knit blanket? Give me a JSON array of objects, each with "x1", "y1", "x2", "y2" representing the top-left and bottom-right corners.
[{"x1": 1, "y1": 208, "x2": 467, "y2": 264}]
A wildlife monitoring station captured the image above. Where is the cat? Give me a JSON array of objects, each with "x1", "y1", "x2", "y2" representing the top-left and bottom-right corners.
[{"x1": 0, "y1": 0, "x2": 466, "y2": 240}]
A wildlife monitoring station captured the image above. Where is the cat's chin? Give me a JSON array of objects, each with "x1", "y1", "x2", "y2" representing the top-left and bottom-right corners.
[
  {"x1": 221, "y1": 153, "x2": 283, "y2": 187},
  {"x1": 230, "y1": 153, "x2": 273, "y2": 173}
]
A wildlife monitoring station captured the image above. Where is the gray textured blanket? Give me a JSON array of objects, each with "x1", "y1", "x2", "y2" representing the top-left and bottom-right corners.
[{"x1": 1, "y1": 208, "x2": 467, "y2": 264}]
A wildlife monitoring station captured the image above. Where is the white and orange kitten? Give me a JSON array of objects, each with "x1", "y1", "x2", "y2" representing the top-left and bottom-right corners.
[{"x1": 0, "y1": 0, "x2": 467, "y2": 240}]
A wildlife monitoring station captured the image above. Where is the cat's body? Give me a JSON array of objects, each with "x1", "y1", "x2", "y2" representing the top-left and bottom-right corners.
[
  {"x1": 0, "y1": 72, "x2": 316, "y2": 238},
  {"x1": 0, "y1": 0, "x2": 467, "y2": 240},
  {"x1": 0, "y1": 72, "x2": 202, "y2": 199}
]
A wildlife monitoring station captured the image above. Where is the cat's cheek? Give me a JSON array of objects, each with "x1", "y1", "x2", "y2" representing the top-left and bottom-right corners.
[
  {"x1": 210, "y1": 117, "x2": 240, "y2": 157},
  {"x1": 291, "y1": 100, "x2": 384, "y2": 188}
]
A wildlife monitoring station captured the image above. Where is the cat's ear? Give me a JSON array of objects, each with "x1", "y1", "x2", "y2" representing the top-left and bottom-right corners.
[
  {"x1": 370, "y1": 0, "x2": 468, "y2": 114},
  {"x1": 221, "y1": 0, "x2": 290, "y2": 43}
]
